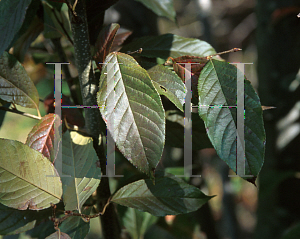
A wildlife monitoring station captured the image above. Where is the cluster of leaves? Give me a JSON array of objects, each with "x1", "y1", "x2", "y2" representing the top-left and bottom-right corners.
[{"x1": 0, "y1": 0, "x2": 266, "y2": 238}]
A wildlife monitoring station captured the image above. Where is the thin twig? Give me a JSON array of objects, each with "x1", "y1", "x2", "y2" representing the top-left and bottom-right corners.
[{"x1": 0, "y1": 106, "x2": 41, "y2": 120}]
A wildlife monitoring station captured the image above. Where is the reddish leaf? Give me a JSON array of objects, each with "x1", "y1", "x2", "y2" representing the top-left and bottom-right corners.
[
  {"x1": 94, "y1": 23, "x2": 120, "y2": 70},
  {"x1": 111, "y1": 30, "x2": 132, "y2": 52},
  {"x1": 44, "y1": 93, "x2": 85, "y2": 128},
  {"x1": 26, "y1": 113, "x2": 59, "y2": 163}
]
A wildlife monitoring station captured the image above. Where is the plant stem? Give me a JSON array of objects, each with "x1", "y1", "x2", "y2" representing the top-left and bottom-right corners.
[
  {"x1": 68, "y1": 1, "x2": 120, "y2": 238},
  {"x1": 0, "y1": 106, "x2": 41, "y2": 120}
]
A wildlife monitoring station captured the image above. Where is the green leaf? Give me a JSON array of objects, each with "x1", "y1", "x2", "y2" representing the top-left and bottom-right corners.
[
  {"x1": 59, "y1": 207, "x2": 91, "y2": 239},
  {"x1": 26, "y1": 114, "x2": 59, "y2": 163},
  {"x1": 121, "y1": 34, "x2": 216, "y2": 60},
  {"x1": 61, "y1": 131, "x2": 101, "y2": 213},
  {"x1": 13, "y1": 15, "x2": 43, "y2": 62},
  {"x1": 119, "y1": 206, "x2": 158, "y2": 239},
  {"x1": 148, "y1": 65, "x2": 186, "y2": 111},
  {"x1": 0, "y1": 0, "x2": 32, "y2": 56},
  {"x1": 0, "y1": 52, "x2": 39, "y2": 110},
  {"x1": 198, "y1": 59, "x2": 265, "y2": 178},
  {"x1": 135, "y1": 0, "x2": 176, "y2": 21},
  {"x1": 43, "y1": 1, "x2": 70, "y2": 39},
  {"x1": 111, "y1": 172, "x2": 212, "y2": 216},
  {"x1": 46, "y1": 231, "x2": 71, "y2": 239},
  {"x1": 165, "y1": 111, "x2": 213, "y2": 150},
  {"x1": 0, "y1": 203, "x2": 53, "y2": 235},
  {"x1": 0, "y1": 139, "x2": 62, "y2": 210},
  {"x1": 97, "y1": 52, "x2": 165, "y2": 176}
]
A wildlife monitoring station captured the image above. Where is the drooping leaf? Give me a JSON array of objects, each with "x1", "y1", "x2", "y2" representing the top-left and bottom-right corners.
[
  {"x1": 135, "y1": 0, "x2": 176, "y2": 21},
  {"x1": 0, "y1": 139, "x2": 62, "y2": 210},
  {"x1": 26, "y1": 114, "x2": 60, "y2": 163},
  {"x1": 94, "y1": 23, "x2": 120, "y2": 70},
  {"x1": 0, "y1": 52, "x2": 39, "y2": 110},
  {"x1": 121, "y1": 34, "x2": 216, "y2": 60},
  {"x1": 97, "y1": 52, "x2": 165, "y2": 176},
  {"x1": 59, "y1": 207, "x2": 91, "y2": 239},
  {"x1": 119, "y1": 206, "x2": 158, "y2": 239},
  {"x1": 148, "y1": 64, "x2": 186, "y2": 111},
  {"x1": 165, "y1": 111, "x2": 213, "y2": 150},
  {"x1": 198, "y1": 59, "x2": 265, "y2": 179},
  {"x1": 0, "y1": 203, "x2": 53, "y2": 235},
  {"x1": 61, "y1": 131, "x2": 101, "y2": 213},
  {"x1": 111, "y1": 172, "x2": 212, "y2": 216},
  {"x1": 0, "y1": 0, "x2": 32, "y2": 56},
  {"x1": 46, "y1": 231, "x2": 71, "y2": 239}
]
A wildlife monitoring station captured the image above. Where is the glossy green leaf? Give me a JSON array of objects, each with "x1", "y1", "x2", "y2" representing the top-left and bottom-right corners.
[
  {"x1": 0, "y1": 139, "x2": 62, "y2": 210},
  {"x1": 121, "y1": 34, "x2": 216, "y2": 60},
  {"x1": 165, "y1": 111, "x2": 213, "y2": 150},
  {"x1": 59, "y1": 207, "x2": 91, "y2": 239},
  {"x1": 0, "y1": 0, "x2": 32, "y2": 56},
  {"x1": 26, "y1": 114, "x2": 60, "y2": 163},
  {"x1": 0, "y1": 203, "x2": 53, "y2": 235},
  {"x1": 135, "y1": 0, "x2": 176, "y2": 21},
  {"x1": 198, "y1": 59, "x2": 265, "y2": 178},
  {"x1": 120, "y1": 206, "x2": 158, "y2": 239},
  {"x1": 61, "y1": 131, "x2": 101, "y2": 213},
  {"x1": 0, "y1": 52, "x2": 39, "y2": 110},
  {"x1": 97, "y1": 52, "x2": 165, "y2": 176},
  {"x1": 111, "y1": 173, "x2": 212, "y2": 216},
  {"x1": 46, "y1": 231, "x2": 71, "y2": 239},
  {"x1": 148, "y1": 65, "x2": 186, "y2": 111}
]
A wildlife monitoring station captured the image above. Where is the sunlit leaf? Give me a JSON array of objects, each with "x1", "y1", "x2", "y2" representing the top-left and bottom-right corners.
[
  {"x1": 148, "y1": 64, "x2": 186, "y2": 111},
  {"x1": 121, "y1": 34, "x2": 216, "y2": 60},
  {"x1": 0, "y1": 0, "x2": 32, "y2": 56},
  {"x1": 135, "y1": 0, "x2": 176, "y2": 21},
  {"x1": 0, "y1": 52, "x2": 39, "y2": 110},
  {"x1": 59, "y1": 207, "x2": 91, "y2": 239},
  {"x1": 26, "y1": 114, "x2": 60, "y2": 163},
  {"x1": 198, "y1": 59, "x2": 265, "y2": 180},
  {"x1": 97, "y1": 52, "x2": 165, "y2": 176},
  {"x1": 111, "y1": 172, "x2": 212, "y2": 216},
  {"x1": 0, "y1": 139, "x2": 62, "y2": 210},
  {"x1": 61, "y1": 131, "x2": 101, "y2": 213}
]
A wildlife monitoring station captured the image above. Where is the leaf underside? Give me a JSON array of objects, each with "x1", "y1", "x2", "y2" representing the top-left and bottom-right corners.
[{"x1": 0, "y1": 139, "x2": 62, "y2": 210}]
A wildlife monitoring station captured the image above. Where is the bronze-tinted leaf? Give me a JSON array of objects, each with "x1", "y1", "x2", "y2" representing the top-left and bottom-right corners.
[{"x1": 26, "y1": 113, "x2": 60, "y2": 163}]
